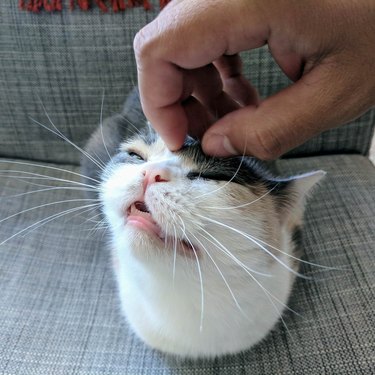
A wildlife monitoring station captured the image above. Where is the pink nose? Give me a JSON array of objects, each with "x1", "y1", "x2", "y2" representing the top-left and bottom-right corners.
[{"x1": 142, "y1": 167, "x2": 170, "y2": 190}]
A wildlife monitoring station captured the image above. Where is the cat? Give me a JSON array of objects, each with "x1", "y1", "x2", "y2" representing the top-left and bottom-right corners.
[{"x1": 82, "y1": 88, "x2": 325, "y2": 358}]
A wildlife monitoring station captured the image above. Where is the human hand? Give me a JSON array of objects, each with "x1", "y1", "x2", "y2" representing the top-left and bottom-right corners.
[{"x1": 134, "y1": 0, "x2": 375, "y2": 159}]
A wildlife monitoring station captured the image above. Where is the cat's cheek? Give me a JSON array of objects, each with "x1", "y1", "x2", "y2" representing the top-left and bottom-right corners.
[{"x1": 100, "y1": 166, "x2": 145, "y2": 216}]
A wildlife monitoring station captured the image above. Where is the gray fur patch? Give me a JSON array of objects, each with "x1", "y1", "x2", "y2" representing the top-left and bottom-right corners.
[{"x1": 291, "y1": 225, "x2": 303, "y2": 271}]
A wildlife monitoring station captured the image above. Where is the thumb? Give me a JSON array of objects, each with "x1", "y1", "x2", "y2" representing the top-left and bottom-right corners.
[{"x1": 202, "y1": 64, "x2": 368, "y2": 160}]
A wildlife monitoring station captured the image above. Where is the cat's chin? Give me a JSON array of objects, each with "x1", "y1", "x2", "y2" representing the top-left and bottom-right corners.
[
  {"x1": 122, "y1": 200, "x2": 198, "y2": 258},
  {"x1": 123, "y1": 224, "x2": 198, "y2": 260}
]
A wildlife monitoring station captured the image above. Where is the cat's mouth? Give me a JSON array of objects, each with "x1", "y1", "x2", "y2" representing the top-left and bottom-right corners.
[
  {"x1": 126, "y1": 200, "x2": 196, "y2": 255},
  {"x1": 126, "y1": 201, "x2": 162, "y2": 236}
]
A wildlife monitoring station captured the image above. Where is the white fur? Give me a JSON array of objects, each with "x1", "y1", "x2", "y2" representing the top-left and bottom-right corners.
[{"x1": 100, "y1": 140, "x2": 322, "y2": 358}]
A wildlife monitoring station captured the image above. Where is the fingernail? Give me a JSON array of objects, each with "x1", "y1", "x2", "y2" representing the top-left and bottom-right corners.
[
  {"x1": 222, "y1": 136, "x2": 238, "y2": 155},
  {"x1": 205, "y1": 134, "x2": 238, "y2": 156}
]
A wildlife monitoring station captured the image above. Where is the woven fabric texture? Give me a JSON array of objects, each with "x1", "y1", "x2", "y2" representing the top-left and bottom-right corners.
[
  {"x1": 0, "y1": 154, "x2": 374, "y2": 374},
  {"x1": 1, "y1": 0, "x2": 374, "y2": 165}
]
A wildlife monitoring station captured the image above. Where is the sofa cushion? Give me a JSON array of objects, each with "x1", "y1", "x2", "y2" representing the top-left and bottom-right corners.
[
  {"x1": 0, "y1": 154, "x2": 374, "y2": 374},
  {"x1": 0, "y1": 0, "x2": 374, "y2": 165}
]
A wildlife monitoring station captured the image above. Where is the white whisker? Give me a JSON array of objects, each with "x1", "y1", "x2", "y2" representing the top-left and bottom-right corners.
[
  {"x1": 195, "y1": 224, "x2": 271, "y2": 278},
  {"x1": 202, "y1": 183, "x2": 279, "y2": 210},
  {"x1": 0, "y1": 171, "x2": 95, "y2": 189},
  {"x1": 0, "y1": 198, "x2": 99, "y2": 225},
  {"x1": 187, "y1": 229, "x2": 244, "y2": 315},
  {"x1": 100, "y1": 89, "x2": 111, "y2": 160},
  {"x1": 33, "y1": 104, "x2": 104, "y2": 171},
  {"x1": 0, "y1": 159, "x2": 101, "y2": 185},
  {"x1": 184, "y1": 234, "x2": 204, "y2": 332},
  {"x1": 194, "y1": 225, "x2": 299, "y2": 321},
  {"x1": 22, "y1": 203, "x2": 101, "y2": 237},
  {"x1": 195, "y1": 213, "x2": 310, "y2": 280},
  {"x1": 0, "y1": 176, "x2": 88, "y2": 191},
  {"x1": 84, "y1": 213, "x2": 113, "y2": 234},
  {"x1": 29, "y1": 116, "x2": 105, "y2": 172},
  {"x1": 115, "y1": 112, "x2": 143, "y2": 137},
  {"x1": 196, "y1": 226, "x2": 296, "y2": 338},
  {"x1": 83, "y1": 210, "x2": 103, "y2": 225},
  {"x1": 0, "y1": 203, "x2": 100, "y2": 246},
  {"x1": 1, "y1": 186, "x2": 96, "y2": 199},
  {"x1": 246, "y1": 233, "x2": 339, "y2": 271},
  {"x1": 194, "y1": 152, "x2": 246, "y2": 202},
  {"x1": 172, "y1": 224, "x2": 177, "y2": 282}
]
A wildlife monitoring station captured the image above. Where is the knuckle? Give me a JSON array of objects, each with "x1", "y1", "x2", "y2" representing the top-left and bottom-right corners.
[
  {"x1": 133, "y1": 28, "x2": 149, "y2": 61},
  {"x1": 133, "y1": 22, "x2": 158, "y2": 62}
]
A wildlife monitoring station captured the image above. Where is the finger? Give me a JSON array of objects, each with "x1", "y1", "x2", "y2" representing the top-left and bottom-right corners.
[
  {"x1": 202, "y1": 62, "x2": 368, "y2": 159},
  {"x1": 186, "y1": 65, "x2": 240, "y2": 118},
  {"x1": 134, "y1": 0, "x2": 269, "y2": 150},
  {"x1": 183, "y1": 96, "x2": 214, "y2": 139},
  {"x1": 136, "y1": 58, "x2": 188, "y2": 151},
  {"x1": 214, "y1": 54, "x2": 259, "y2": 106}
]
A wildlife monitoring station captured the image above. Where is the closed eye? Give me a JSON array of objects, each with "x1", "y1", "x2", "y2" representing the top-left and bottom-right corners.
[
  {"x1": 187, "y1": 171, "x2": 238, "y2": 182},
  {"x1": 127, "y1": 151, "x2": 145, "y2": 162}
]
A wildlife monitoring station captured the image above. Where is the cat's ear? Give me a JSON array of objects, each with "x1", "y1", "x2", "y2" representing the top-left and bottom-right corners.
[
  {"x1": 274, "y1": 170, "x2": 326, "y2": 226},
  {"x1": 289, "y1": 170, "x2": 326, "y2": 202}
]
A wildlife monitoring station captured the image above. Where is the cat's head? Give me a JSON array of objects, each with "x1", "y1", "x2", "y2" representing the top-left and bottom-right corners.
[{"x1": 98, "y1": 128, "x2": 324, "y2": 271}]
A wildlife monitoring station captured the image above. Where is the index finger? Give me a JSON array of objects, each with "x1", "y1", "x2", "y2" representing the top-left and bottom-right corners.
[{"x1": 136, "y1": 56, "x2": 188, "y2": 150}]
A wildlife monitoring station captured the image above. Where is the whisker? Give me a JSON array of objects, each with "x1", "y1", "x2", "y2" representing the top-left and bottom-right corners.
[
  {"x1": 0, "y1": 176, "x2": 93, "y2": 192},
  {"x1": 195, "y1": 224, "x2": 272, "y2": 278},
  {"x1": 181, "y1": 230, "x2": 204, "y2": 332},
  {"x1": 0, "y1": 203, "x2": 100, "y2": 246},
  {"x1": 36, "y1": 94, "x2": 106, "y2": 170},
  {"x1": 89, "y1": 219, "x2": 110, "y2": 231},
  {"x1": 245, "y1": 233, "x2": 340, "y2": 271},
  {"x1": 0, "y1": 169, "x2": 89, "y2": 185},
  {"x1": 87, "y1": 150, "x2": 107, "y2": 171},
  {"x1": 60, "y1": 204, "x2": 101, "y2": 223},
  {"x1": 29, "y1": 116, "x2": 106, "y2": 172},
  {"x1": 187, "y1": 228, "x2": 244, "y2": 315},
  {"x1": 0, "y1": 198, "x2": 99, "y2": 225},
  {"x1": 100, "y1": 89, "x2": 112, "y2": 161},
  {"x1": 202, "y1": 183, "x2": 279, "y2": 210},
  {"x1": 164, "y1": 222, "x2": 169, "y2": 251},
  {"x1": 114, "y1": 112, "x2": 143, "y2": 137},
  {"x1": 0, "y1": 159, "x2": 101, "y2": 185},
  {"x1": 195, "y1": 224, "x2": 300, "y2": 321},
  {"x1": 83, "y1": 210, "x2": 103, "y2": 225},
  {"x1": 22, "y1": 203, "x2": 101, "y2": 237},
  {"x1": 174, "y1": 215, "x2": 191, "y2": 271},
  {"x1": 194, "y1": 152, "x2": 246, "y2": 202},
  {"x1": 85, "y1": 218, "x2": 122, "y2": 235},
  {"x1": 195, "y1": 213, "x2": 310, "y2": 280},
  {"x1": 82, "y1": 212, "x2": 111, "y2": 234},
  {"x1": 1, "y1": 186, "x2": 97, "y2": 200},
  {"x1": 86, "y1": 221, "x2": 110, "y2": 235},
  {"x1": 0, "y1": 170, "x2": 99, "y2": 190},
  {"x1": 172, "y1": 223, "x2": 178, "y2": 282}
]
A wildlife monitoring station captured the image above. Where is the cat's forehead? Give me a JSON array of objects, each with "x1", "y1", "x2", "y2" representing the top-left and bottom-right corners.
[
  {"x1": 120, "y1": 136, "x2": 165, "y2": 157},
  {"x1": 120, "y1": 136, "x2": 197, "y2": 168}
]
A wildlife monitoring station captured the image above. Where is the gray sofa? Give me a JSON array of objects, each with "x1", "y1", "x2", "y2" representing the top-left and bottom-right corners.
[{"x1": 1, "y1": 1, "x2": 374, "y2": 374}]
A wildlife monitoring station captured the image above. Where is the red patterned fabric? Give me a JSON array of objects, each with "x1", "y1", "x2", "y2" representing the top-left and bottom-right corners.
[{"x1": 19, "y1": 0, "x2": 170, "y2": 11}]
